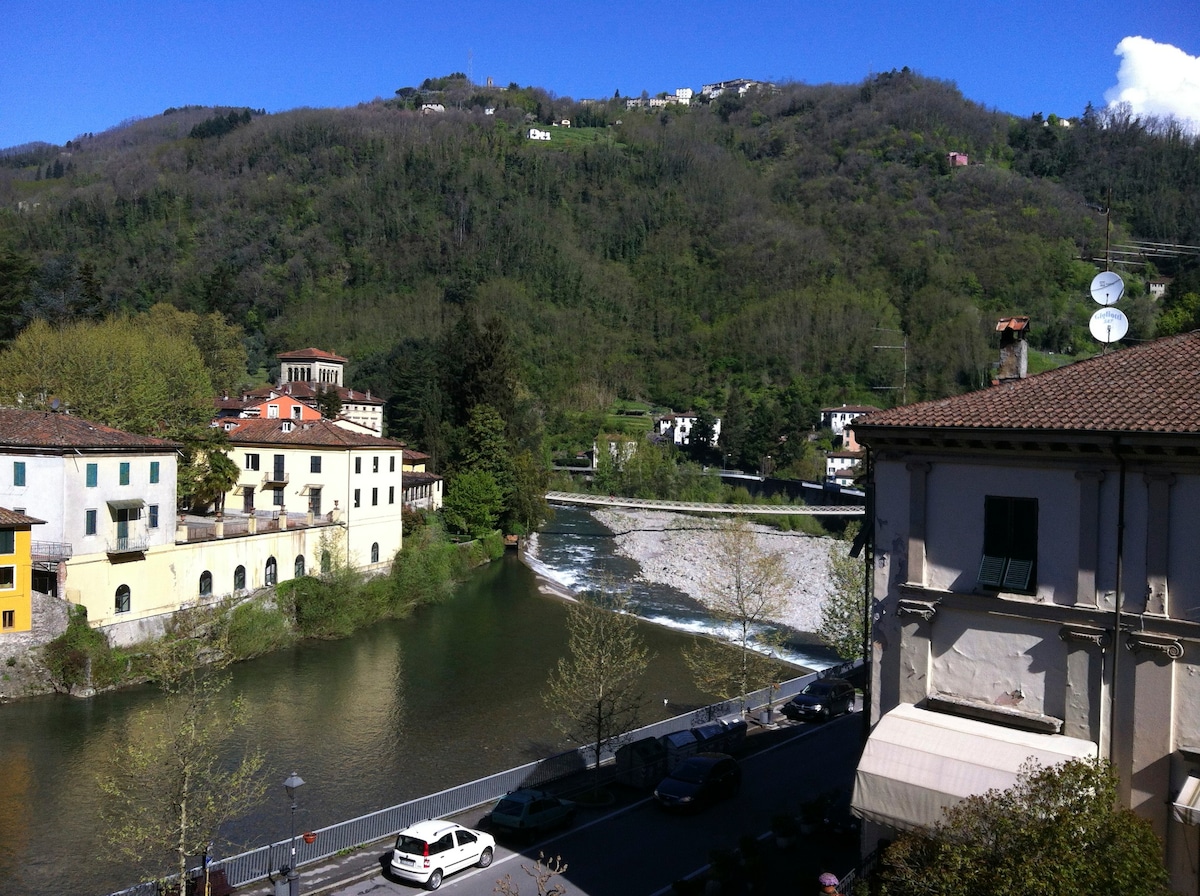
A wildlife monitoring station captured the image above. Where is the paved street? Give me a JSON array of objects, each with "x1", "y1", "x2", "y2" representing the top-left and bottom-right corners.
[{"x1": 257, "y1": 712, "x2": 865, "y2": 896}]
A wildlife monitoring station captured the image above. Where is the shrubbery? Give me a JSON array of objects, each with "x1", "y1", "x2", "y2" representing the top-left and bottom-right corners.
[{"x1": 42, "y1": 605, "x2": 132, "y2": 692}]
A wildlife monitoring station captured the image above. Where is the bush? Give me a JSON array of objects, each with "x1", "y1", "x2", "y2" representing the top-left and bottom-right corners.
[
  {"x1": 226, "y1": 599, "x2": 293, "y2": 659},
  {"x1": 41, "y1": 605, "x2": 130, "y2": 692}
]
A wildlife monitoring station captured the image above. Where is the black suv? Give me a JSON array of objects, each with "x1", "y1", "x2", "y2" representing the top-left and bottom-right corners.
[{"x1": 781, "y1": 678, "x2": 856, "y2": 722}]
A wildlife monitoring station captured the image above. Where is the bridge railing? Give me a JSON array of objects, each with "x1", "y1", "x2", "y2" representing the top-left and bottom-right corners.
[{"x1": 105, "y1": 662, "x2": 860, "y2": 896}]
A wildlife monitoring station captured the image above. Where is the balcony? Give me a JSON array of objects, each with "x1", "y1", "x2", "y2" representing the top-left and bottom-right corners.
[
  {"x1": 106, "y1": 535, "x2": 150, "y2": 556},
  {"x1": 31, "y1": 541, "x2": 72, "y2": 563},
  {"x1": 262, "y1": 470, "x2": 290, "y2": 487}
]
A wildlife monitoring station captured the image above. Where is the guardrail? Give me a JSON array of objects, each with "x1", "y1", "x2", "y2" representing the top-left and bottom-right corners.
[{"x1": 106, "y1": 661, "x2": 860, "y2": 896}]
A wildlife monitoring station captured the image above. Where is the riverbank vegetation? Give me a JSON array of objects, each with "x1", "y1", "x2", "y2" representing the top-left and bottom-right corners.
[{"x1": 38, "y1": 517, "x2": 501, "y2": 695}]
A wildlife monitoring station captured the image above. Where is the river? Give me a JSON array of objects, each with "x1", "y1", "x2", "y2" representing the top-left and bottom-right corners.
[{"x1": 0, "y1": 505, "x2": 831, "y2": 896}]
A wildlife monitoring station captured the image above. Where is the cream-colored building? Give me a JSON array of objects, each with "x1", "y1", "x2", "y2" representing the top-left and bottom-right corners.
[
  {"x1": 223, "y1": 417, "x2": 405, "y2": 572},
  {"x1": 852, "y1": 333, "x2": 1200, "y2": 895}
]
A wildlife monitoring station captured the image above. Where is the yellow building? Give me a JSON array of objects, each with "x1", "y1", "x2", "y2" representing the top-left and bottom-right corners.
[{"x1": 0, "y1": 507, "x2": 44, "y2": 636}]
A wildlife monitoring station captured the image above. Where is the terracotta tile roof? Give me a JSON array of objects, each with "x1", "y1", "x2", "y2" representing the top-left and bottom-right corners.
[
  {"x1": 0, "y1": 408, "x2": 180, "y2": 451},
  {"x1": 0, "y1": 507, "x2": 45, "y2": 527},
  {"x1": 855, "y1": 333, "x2": 1200, "y2": 435},
  {"x1": 226, "y1": 418, "x2": 405, "y2": 449},
  {"x1": 402, "y1": 449, "x2": 430, "y2": 461},
  {"x1": 278, "y1": 381, "x2": 383, "y2": 405},
  {"x1": 277, "y1": 347, "x2": 348, "y2": 362}
]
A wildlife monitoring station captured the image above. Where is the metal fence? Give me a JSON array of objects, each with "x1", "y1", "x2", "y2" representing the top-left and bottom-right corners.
[{"x1": 106, "y1": 661, "x2": 859, "y2": 896}]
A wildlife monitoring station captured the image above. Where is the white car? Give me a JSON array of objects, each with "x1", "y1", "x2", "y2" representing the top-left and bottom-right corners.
[{"x1": 390, "y1": 820, "x2": 495, "y2": 890}]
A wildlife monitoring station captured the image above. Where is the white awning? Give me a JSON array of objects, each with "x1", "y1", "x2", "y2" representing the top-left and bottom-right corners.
[
  {"x1": 1173, "y1": 776, "x2": 1200, "y2": 825},
  {"x1": 851, "y1": 703, "x2": 1097, "y2": 832}
]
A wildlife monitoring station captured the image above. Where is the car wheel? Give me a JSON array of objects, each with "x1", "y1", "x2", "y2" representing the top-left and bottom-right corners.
[
  {"x1": 426, "y1": 869, "x2": 443, "y2": 890},
  {"x1": 477, "y1": 847, "x2": 494, "y2": 869}
]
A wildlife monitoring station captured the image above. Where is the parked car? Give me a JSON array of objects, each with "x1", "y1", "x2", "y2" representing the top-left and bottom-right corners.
[
  {"x1": 781, "y1": 678, "x2": 856, "y2": 722},
  {"x1": 487, "y1": 789, "x2": 576, "y2": 838},
  {"x1": 389, "y1": 820, "x2": 495, "y2": 890},
  {"x1": 653, "y1": 752, "x2": 742, "y2": 810}
]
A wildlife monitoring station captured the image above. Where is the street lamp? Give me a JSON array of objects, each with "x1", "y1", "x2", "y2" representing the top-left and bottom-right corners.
[{"x1": 283, "y1": 772, "x2": 304, "y2": 896}]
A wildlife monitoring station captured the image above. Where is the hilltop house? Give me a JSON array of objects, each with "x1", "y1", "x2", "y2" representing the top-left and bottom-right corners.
[
  {"x1": 851, "y1": 332, "x2": 1200, "y2": 896},
  {"x1": 272, "y1": 347, "x2": 385, "y2": 433},
  {"x1": 655, "y1": 412, "x2": 721, "y2": 448},
  {"x1": 820, "y1": 405, "x2": 880, "y2": 440}
]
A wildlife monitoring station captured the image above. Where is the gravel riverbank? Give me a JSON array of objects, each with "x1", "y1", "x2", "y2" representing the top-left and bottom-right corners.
[{"x1": 592, "y1": 508, "x2": 836, "y2": 633}]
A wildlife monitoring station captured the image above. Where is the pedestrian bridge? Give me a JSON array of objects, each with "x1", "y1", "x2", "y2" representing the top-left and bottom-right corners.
[{"x1": 545, "y1": 491, "x2": 864, "y2": 516}]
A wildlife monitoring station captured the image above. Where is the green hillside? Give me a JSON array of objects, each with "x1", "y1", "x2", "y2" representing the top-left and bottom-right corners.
[{"x1": 1, "y1": 71, "x2": 1198, "y2": 473}]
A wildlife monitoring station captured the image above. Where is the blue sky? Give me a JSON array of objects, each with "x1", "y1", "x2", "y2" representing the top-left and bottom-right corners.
[{"x1": 3, "y1": 1, "x2": 1199, "y2": 149}]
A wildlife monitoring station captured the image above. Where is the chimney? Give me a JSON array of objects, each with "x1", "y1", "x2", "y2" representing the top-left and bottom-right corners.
[{"x1": 995, "y1": 317, "x2": 1030, "y2": 382}]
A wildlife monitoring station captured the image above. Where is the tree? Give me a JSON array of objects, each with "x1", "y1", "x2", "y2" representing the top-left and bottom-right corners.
[
  {"x1": 544, "y1": 585, "x2": 650, "y2": 793},
  {"x1": 684, "y1": 518, "x2": 789, "y2": 707},
  {"x1": 178, "y1": 433, "x2": 241, "y2": 513},
  {"x1": 818, "y1": 523, "x2": 865, "y2": 660},
  {"x1": 878, "y1": 757, "x2": 1172, "y2": 896},
  {"x1": 442, "y1": 469, "x2": 504, "y2": 538},
  {"x1": 98, "y1": 606, "x2": 267, "y2": 896},
  {"x1": 313, "y1": 384, "x2": 343, "y2": 419}
]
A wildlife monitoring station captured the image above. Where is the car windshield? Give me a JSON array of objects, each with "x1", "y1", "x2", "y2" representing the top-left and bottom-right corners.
[
  {"x1": 802, "y1": 683, "x2": 834, "y2": 697},
  {"x1": 396, "y1": 835, "x2": 427, "y2": 855},
  {"x1": 494, "y1": 798, "x2": 524, "y2": 815},
  {"x1": 671, "y1": 762, "x2": 710, "y2": 784}
]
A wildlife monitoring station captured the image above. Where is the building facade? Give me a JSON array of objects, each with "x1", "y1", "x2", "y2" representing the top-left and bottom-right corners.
[{"x1": 851, "y1": 333, "x2": 1200, "y2": 895}]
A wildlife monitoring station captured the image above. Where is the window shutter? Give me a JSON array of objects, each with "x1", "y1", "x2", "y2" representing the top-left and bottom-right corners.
[{"x1": 977, "y1": 555, "x2": 1006, "y2": 588}]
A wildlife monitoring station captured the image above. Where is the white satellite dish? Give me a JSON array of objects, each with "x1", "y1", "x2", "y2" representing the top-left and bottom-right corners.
[
  {"x1": 1089, "y1": 307, "x2": 1129, "y2": 343},
  {"x1": 1090, "y1": 271, "x2": 1124, "y2": 306}
]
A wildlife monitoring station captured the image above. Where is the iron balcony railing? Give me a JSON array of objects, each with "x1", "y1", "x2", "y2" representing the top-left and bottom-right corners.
[{"x1": 106, "y1": 535, "x2": 150, "y2": 554}]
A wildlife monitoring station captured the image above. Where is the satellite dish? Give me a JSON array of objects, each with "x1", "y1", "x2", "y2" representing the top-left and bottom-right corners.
[
  {"x1": 1090, "y1": 271, "x2": 1124, "y2": 306},
  {"x1": 1089, "y1": 307, "x2": 1129, "y2": 343}
]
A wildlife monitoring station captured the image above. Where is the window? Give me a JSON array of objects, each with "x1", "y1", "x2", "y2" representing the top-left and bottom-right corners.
[
  {"x1": 355, "y1": 457, "x2": 362, "y2": 474},
  {"x1": 148, "y1": 505, "x2": 159, "y2": 529},
  {"x1": 390, "y1": 456, "x2": 396, "y2": 472},
  {"x1": 373, "y1": 456, "x2": 379, "y2": 473},
  {"x1": 86, "y1": 463, "x2": 98, "y2": 487},
  {"x1": 978, "y1": 496, "x2": 1038, "y2": 592},
  {"x1": 353, "y1": 488, "x2": 361, "y2": 508},
  {"x1": 149, "y1": 461, "x2": 160, "y2": 484},
  {"x1": 371, "y1": 487, "x2": 378, "y2": 506},
  {"x1": 321, "y1": 551, "x2": 331, "y2": 574},
  {"x1": 371, "y1": 542, "x2": 380, "y2": 563},
  {"x1": 234, "y1": 565, "x2": 246, "y2": 591},
  {"x1": 310, "y1": 455, "x2": 322, "y2": 474},
  {"x1": 0, "y1": 566, "x2": 13, "y2": 590},
  {"x1": 245, "y1": 453, "x2": 260, "y2": 471},
  {"x1": 13, "y1": 462, "x2": 25, "y2": 487},
  {"x1": 272, "y1": 488, "x2": 284, "y2": 507},
  {"x1": 1, "y1": 610, "x2": 13, "y2": 629},
  {"x1": 265, "y1": 557, "x2": 277, "y2": 586},
  {"x1": 119, "y1": 462, "x2": 130, "y2": 485},
  {"x1": 291, "y1": 405, "x2": 302, "y2": 420},
  {"x1": 85, "y1": 509, "x2": 97, "y2": 536},
  {"x1": 294, "y1": 555, "x2": 305, "y2": 577},
  {"x1": 199, "y1": 571, "x2": 213, "y2": 597},
  {"x1": 115, "y1": 585, "x2": 131, "y2": 614},
  {"x1": 268, "y1": 403, "x2": 279, "y2": 419},
  {"x1": 0, "y1": 530, "x2": 13, "y2": 554},
  {"x1": 389, "y1": 485, "x2": 395, "y2": 504}
]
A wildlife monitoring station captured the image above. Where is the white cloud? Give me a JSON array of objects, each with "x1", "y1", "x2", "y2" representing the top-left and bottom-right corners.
[{"x1": 1105, "y1": 36, "x2": 1200, "y2": 130}]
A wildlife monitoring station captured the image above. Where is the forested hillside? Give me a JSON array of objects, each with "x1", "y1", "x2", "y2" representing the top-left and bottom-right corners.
[{"x1": 1, "y1": 70, "x2": 1198, "y2": 473}]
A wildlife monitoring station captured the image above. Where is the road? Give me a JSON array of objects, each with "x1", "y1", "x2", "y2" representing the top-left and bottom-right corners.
[{"x1": 315, "y1": 713, "x2": 864, "y2": 896}]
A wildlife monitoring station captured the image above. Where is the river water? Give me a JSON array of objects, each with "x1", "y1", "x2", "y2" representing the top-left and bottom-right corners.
[{"x1": 0, "y1": 505, "x2": 834, "y2": 896}]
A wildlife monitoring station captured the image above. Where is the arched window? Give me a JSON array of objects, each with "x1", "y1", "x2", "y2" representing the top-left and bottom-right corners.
[
  {"x1": 320, "y1": 551, "x2": 331, "y2": 575},
  {"x1": 371, "y1": 542, "x2": 380, "y2": 563},
  {"x1": 199, "y1": 571, "x2": 213, "y2": 597},
  {"x1": 265, "y1": 556, "x2": 277, "y2": 586},
  {"x1": 294, "y1": 555, "x2": 305, "y2": 578},
  {"x1": 115, "y1": 585, "x2": 131, "y2": 614},
  {"x1": 234, "y1": 565, "x2": 246, "y2": 591}
]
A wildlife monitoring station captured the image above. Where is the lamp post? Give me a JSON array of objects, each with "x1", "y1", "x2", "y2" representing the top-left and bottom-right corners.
[{"x1": 283, "y1": 772, "x2": 304, "y2": 896}]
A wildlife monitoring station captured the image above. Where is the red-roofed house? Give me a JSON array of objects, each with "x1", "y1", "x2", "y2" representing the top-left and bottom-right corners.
[{"x1": 850, "y1": 333, "x2": 1200, "y2": 895}]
